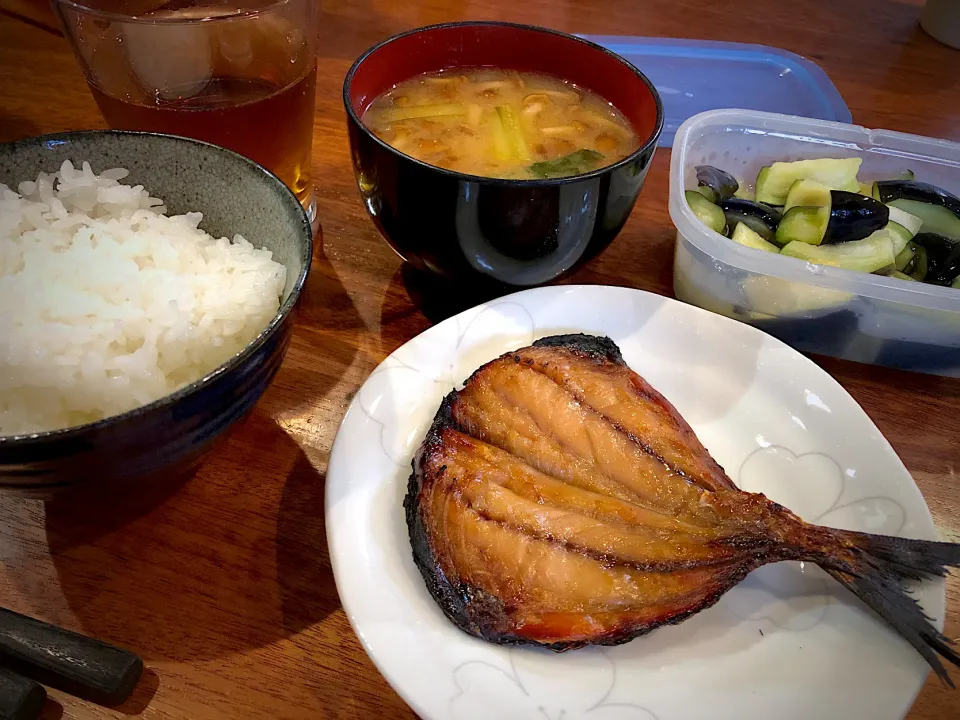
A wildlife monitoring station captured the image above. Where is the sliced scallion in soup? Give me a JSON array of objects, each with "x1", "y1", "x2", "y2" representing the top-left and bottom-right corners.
[{"x1": 361, "y1": 69, "x2": 640, "y2": 180}]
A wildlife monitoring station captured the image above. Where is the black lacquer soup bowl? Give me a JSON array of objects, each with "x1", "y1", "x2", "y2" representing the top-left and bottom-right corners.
[{"x1": 344, "y1": 22, "x2": 664, "y2": 287}]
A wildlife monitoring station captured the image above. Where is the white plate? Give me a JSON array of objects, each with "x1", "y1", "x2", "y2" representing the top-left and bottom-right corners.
[{"x1": 326, "y1": 285, "x2": 942, "y2": 720}]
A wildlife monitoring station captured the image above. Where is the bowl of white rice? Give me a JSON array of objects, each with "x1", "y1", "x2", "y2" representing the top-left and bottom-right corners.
[{"x1": 0, "y1": 131, "x2": 312, "y2": 498}]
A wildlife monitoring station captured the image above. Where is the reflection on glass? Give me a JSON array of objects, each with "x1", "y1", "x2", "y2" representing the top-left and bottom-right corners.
[{"x1": 52, "y1": 0, "x2": 320, "y2": 222}]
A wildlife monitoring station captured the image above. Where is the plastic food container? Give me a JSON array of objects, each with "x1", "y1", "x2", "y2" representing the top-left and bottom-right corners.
[
  {"x1": 669, "y1": 109, "x2": 960, "y2": 377},
  {"x1": 579, "y1": 36, "x2": 851, "y2": 147}
]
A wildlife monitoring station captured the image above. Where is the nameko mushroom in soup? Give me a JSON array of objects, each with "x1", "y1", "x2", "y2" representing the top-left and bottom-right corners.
[{"x1": 361, "y1": 68, "x2": 640, "y2": 180}]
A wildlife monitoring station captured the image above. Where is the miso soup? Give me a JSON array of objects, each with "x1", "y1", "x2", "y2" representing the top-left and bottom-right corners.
[{"x1": 361, "y1": 68, "x2": 640, "y2": 180}]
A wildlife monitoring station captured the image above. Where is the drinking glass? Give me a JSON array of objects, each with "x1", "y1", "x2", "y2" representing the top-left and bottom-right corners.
[{"x1": 51, "y1": 0, "x2": 320, "y2": 224}]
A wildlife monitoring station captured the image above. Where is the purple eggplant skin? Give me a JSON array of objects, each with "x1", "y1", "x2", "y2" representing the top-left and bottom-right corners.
[
  {"x1": 874, "y1": 180, "x2": 960, "y2": 218},
  {"x1": 695, "y1": 165, "x2": 739, "y2": 201},
  {"x1": 824, "y1": 191, "x2": 889, "y2": 244},
  {"x1": 717, "y1": 198, "x2": 781, "y2": 242},
  {"x1": 915, "y1": 232, "x2": 960, "y2": 285},
  {"x1": 928, "y1": 244, "x2": 960, "y2": 286}
]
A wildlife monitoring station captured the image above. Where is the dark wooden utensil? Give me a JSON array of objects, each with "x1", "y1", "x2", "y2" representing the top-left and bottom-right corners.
[
  {"x1": 0, "y1": 608, "x2": 142, "y2": 706},
  {"x1": 0, "y1": 667, "x2": 45, "y2": 720}
]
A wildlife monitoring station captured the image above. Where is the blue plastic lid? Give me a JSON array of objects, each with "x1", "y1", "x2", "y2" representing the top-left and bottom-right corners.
[{"x1": 578, "y1": 36, "x2": 852, "y2": 147}]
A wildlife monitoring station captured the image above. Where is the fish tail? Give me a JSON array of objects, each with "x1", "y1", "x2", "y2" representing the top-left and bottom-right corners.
[
  {"x1": 839, "y1": 530, "x2": 960, "y2": 581},
  {"x1": 822, "y1": 530, "x2": 960, "y2": 687}
]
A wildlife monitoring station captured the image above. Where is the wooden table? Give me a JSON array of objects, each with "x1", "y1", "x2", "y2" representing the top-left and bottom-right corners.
[{"x1": 0, "y1": 1, "x2": 958, "y2": 718}]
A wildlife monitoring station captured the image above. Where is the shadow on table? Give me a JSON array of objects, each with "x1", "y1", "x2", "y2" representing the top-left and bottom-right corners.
[
  {"x1": 43, "y1": 414, "x2": 338, "y2": 665},
  {"x1": 381, "y1": 263, "x2": 512, "y2": 328},
  {"x1": 257, "y1": 234, "x2": 364, "y2": 418},
  {"x1": 275, "y1": 441, "x2": 339, "y2": 634},
  {"x1": 108, "y1": 667, "x2": 160, "y2": 716},
  {"x1": 379, "y1": 254, "x2": 651, "y2": 331},
  {"x1": 39, "y1": 698, "x2": 62, "y2": 720}
]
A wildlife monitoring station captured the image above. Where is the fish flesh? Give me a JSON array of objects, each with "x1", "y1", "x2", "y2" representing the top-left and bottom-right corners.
[{"x1": 404, "y1": 333, "x2": 960, "y2": 683}]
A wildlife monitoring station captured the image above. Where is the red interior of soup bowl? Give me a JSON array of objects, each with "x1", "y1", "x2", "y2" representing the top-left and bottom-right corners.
[{"x1": 346, "y1": 22, "x2": 662, "y2": 147}]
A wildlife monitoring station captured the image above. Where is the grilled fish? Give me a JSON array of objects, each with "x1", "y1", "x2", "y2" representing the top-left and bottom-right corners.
[{"x1": 405, "y1": 334, "x2": 960, "y2": 683}]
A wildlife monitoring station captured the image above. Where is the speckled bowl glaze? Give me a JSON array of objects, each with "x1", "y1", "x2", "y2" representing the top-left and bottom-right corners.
[{"x1": 0, "y1": 131, "x2": 312, "y2": 499}]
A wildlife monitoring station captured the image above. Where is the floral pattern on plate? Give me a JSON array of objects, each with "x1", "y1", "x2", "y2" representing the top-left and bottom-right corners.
[{"x1": 451, "y1": 650, "x2": 657, "y2": 720}]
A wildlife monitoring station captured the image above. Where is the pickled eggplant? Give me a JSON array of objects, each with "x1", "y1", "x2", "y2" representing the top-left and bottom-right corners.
[
  {"x1": 904, "y1": 245, "x2": 929, "y2": 281},
  {"x1": 887, "y1": 205, "x2": 924, "y2": 236},
  {"x1": 873, "y1": 180, "x2": 960, "y2": 217},
  {"x1": 731, "y1": 223, "x2": 779, "y2": 253},
  {"x1": 887, "y1": 199, "x2": 960, "y2": 241},
  {"x1": 885, "y1": 220, "x2": 914, "y2": 256},
  {"x1": 780, "y1": 231, "x2": 896, "y2": 274},
  {"x1": 928, "y1": 244, "x2": 960, "y2": 286},
  {"x1": 776, "y1": 188, "x2": 888, "y2": 246},
  {"x1": 776, "y1": 207, "x2": 829, "y2": 247},
  {"x1": 895, "y1": 241, "x2": 918, "y2": 272},
  {"x1": 718, "y1": 198, "x2": 781, "y2": 243},
  {"x1": 685, "y1": 190, "x2": 726, "y2": 235},
  {"x1": 696, "y1": 165, "x2": 739, "y2": 201},
  {"x1": 825, "y1": 191, "x2": 889, "y2": 243},
  {"x1": 755, "y1": 158, "x2": 861, "y2": 205},
  {"x1": 914, "y1": 232, "x2": 960, "y2": 285},
  {"x1": 684, "y1": 157, "x2": 959, "y2": 291},
  {"x1": 785, "y1": 178, "x2": 832, "y2": 210},
  {"x1": 913, "y1": 232, "x2": 957, "y2": 269},
  {"x1": 692, "y1": 185, "x2": 717, "y2": 203}
]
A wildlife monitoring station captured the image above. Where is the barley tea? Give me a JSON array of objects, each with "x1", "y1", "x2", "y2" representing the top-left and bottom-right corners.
[{"x1": 56, "y1": 2, "x2": 318, "y2": 212}]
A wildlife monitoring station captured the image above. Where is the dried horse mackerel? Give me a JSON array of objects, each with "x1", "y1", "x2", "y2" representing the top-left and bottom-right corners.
[{"x1": 405, "y1": 334, "x2": 960, "y2": 684}]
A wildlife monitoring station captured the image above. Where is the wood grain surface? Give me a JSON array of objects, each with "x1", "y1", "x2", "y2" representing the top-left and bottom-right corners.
[{"x1": 0, "y1": 1, "x2": 958, "y2": 718}]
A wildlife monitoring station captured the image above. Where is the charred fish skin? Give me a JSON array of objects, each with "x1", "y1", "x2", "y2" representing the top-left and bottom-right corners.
[
  {"x1": 405, "y1": 334, "x2": 960, "y2": 685},
  {"x1": 530, "y1": 332, "x2": 626, "y2": 363},
  {"x1": 405, "y1": 392, "x2": 537, "y2": 648}
]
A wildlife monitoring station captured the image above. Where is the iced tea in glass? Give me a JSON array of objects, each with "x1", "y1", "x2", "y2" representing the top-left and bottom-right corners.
[{"x1": 52, "y1": 1, "x2": 320, "y2": 223}]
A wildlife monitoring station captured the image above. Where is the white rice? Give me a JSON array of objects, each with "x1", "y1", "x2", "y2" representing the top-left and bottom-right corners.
[{"x1": 0, "y1": 160, "x2": 287, "y2": 436}]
